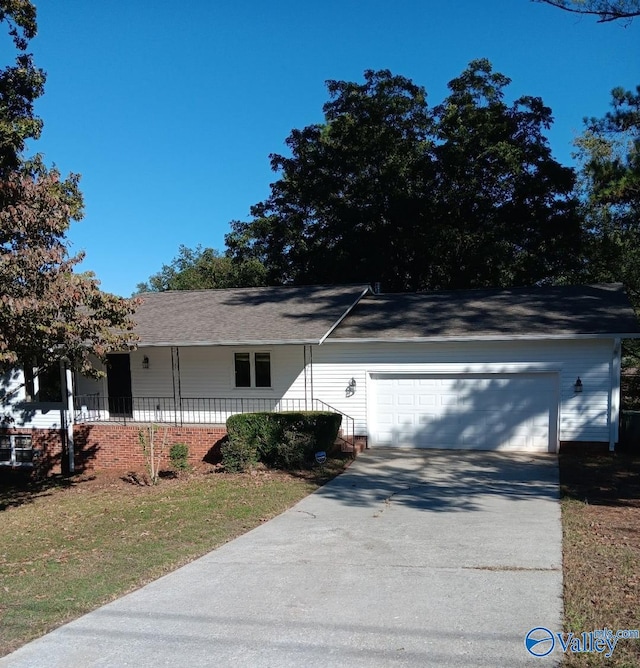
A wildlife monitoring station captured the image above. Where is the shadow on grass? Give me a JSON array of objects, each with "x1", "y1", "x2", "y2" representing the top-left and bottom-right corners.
[
  {"x1": 559, "y1": 449, "x2": 640, "y2": 507},
  {"x1": 0, "y1": 470, "x2": 95, "y2": 512}
]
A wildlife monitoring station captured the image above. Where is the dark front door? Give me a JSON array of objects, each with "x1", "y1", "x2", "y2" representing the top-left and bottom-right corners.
[{"x1": 107, "y1": 354, "x2": 133, "y2": 416}]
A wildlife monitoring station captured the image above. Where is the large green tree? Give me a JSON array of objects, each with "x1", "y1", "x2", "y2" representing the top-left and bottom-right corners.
[
  {"x1": 0, "y1": 1, "x2": 136, "y2": 379},
  {"x1": 226, "y1": 60, "x2": 581, "y2": 291},
  {"x1": 576, "y1": 85, "x2": 640, "y2": 299},
  {"x1": 574, "y1": 85, "x2": 640, "y2": 403},
  {"x1": 136, "y1": 245, "x2": 267, "y2": 293}
]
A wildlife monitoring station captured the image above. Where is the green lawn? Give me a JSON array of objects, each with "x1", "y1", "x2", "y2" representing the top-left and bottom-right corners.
[
  {"x1": 0, "y1": 462, "x2": 347, "y2": 657},
  {"x1": 3, "y1": 451, "x2": 639, "y2": 664}
]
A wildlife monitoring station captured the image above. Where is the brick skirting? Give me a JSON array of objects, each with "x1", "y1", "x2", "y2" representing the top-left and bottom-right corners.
[
  {"x1": 74, "y1": 424, "x2": 228, "y2": 472},
  {"x1": 4, "y1": 424, "x2": 368, "y2": 476}
]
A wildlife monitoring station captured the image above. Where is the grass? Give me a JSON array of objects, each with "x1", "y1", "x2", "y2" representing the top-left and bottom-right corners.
[
  {"x1": 559, "y1": 450, "x2": 640, "y2": 667},
  {"x1": 3, "y1": 450, "x2": 639, "y2": 663},
  {"x1": 0, "y1": 458, "x2": 349, "y2": 657}
]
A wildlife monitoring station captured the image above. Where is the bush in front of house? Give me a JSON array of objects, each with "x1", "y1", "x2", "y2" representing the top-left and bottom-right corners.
[
  {"x1": 169, "y1": 443, "x2": 190, "y2": 471},
  {"x1": 222, "y1": 411, "x2": 342, "y2": 472}
]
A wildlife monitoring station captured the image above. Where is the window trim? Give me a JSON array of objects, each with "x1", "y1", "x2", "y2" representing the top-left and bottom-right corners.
[
  {"x1": 0, "y1": 434, "x2": 34, "y2": 467},
  {"x1": 23, "y1": 360, "x2": 65, "y2": 405},
  {"x1": 232, "y1": 351, "x2": 272, "y2": 389}
]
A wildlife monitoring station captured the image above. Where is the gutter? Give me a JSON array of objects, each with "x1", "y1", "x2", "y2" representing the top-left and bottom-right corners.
[
  {"x1": 324, "y1": 333, "x2": 640, "y2": 343},
  {"x1": 136, "y1": 339, "x2": 323, "y2": 347}
]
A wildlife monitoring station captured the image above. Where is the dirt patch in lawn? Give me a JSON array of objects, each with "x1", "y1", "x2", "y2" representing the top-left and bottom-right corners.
[{"x1": 559, "y1": 450, "x2": 640, "y2": 667}]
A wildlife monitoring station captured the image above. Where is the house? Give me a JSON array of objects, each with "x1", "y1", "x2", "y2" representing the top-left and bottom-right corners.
[{"x1": 2, "y1": 282, "x2": 639, "y2": 473}]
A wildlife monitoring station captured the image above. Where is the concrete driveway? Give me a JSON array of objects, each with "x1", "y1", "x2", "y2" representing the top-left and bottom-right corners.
[{"x1": 1, "y1": 450, "x2": 562, "y2": 667}]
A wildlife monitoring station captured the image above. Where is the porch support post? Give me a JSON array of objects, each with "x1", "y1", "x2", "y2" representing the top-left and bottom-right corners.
[
  {"x1": 65, "y1": 363, "x2": 75, "y2": 473},
  {"x1": 303, "y1": 345, "x2": 308, "y2": 411},
  {"x1": 609, "y1": 338, "x2": 621, "y2": 452},
  {"x1": 171, "y1": 346, "x2": 182, "y2": 426},
  {"x1": 309, "y1": 345, "x2": 314, "y2": 404}
]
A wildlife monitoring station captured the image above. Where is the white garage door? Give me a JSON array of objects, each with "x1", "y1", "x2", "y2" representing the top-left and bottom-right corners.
[{"x1": 372, "y1": 373, "x2": 557, "y2": 452}]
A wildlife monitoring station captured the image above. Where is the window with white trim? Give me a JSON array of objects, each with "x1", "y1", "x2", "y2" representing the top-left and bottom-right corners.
[
  {"x1": 24, "y1": 361, "x2": 63, "y2": 403},
  {"x1": 234, "y1": 352, "x2": 271, "y2": 388},
  {"x1": 0, "y1": 435, "x2": 34, "y2": 466}
]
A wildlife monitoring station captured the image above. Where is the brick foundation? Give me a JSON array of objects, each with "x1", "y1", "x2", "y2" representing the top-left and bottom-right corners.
[
  {"x1": 338, "y1": 433, "x2": 368, "y2": 453},
  {"x1": 4, "y1": 424, "x2": 369, "y2": 476},
  {"x1": 74, "y1": 424, "x2": 228, "y2": 472},
  {"x1": 559, "y1": 441, "x2": 612, "y2": 455}
]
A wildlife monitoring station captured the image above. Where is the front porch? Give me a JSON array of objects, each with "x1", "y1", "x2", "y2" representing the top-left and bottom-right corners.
[
  {"x1": 67, "y1": 395, "x2": 360, "y2": 473},
  {"x1": 73, "y1": 395, "x2": 355, "y2": 442}
]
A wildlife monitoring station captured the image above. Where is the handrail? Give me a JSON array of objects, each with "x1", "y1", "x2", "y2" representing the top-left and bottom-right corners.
[{"x1": 312, "y1": 399, "x2": 356, "y2": 450}]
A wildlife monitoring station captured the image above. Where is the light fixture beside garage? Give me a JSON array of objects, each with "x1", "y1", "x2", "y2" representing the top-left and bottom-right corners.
[
  {"x1": 574, "y1": 377, "x2": 583, "y2": 393},
  {"x1": 346, "y1": 377, "x2": 357, "y2": 397},
  {"x1": 142, "y1": 355, "x2": 150, "y2": 369}
]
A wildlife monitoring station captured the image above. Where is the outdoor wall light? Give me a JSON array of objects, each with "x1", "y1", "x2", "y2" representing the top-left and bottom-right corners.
[
  {"x1": 574, "y1": 377, "x2": 583, "y2": 393},
  {"x1": 346, "y1": 377, "x2": 357, "y2": 397},
  {"x1": 142, "y1": 355, "x2": 150, "y2": 369}
]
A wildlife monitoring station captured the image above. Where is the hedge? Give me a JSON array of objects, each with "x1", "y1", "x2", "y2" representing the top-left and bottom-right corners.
[{"x1": 222, "y1": 411, "x2": 342, "y2": 472}]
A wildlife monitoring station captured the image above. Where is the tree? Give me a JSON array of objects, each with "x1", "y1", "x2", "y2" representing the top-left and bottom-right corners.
[
  {"x1": 136, "y1": 245, "x2": 267, "y2": 292},
  {"x1": 575, "y1": 85, "x2": 640, "y2": 400},
  {"x1": 228, "y1": 69, "x2": 437, "y2": 290},
  {"x1": 533, "y1": 0, "x2": 640, "y2": 22},
  {"x1": 575, "y1": 85, "x2": 640, "y2": 298},
  {"x1": 226, "y1": 61, "x2": 581, "y2": 291},
  {"x1": 0, "y1": 1, "x2": 136, "y2": 379}
]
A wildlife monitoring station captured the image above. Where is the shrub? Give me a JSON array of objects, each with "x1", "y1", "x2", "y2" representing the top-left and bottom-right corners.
[
  {"x1": 169, "y1": 443, "x2": 190, "y2": 471},
  {"x1": 221, "y1": 423, "x2": 259, "y2": 473},
  {"x1": 224, "y1": 411, "x2": 342, "y2": 471}
]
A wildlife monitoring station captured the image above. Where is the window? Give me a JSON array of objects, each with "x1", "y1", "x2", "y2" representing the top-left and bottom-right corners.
[
  {"x1": 0, "y1": 435, "x2": 33, "y2": 466},
  {"x1": 234, "y1": 352, "x2": 271, "y2": 388},
  {"x1": 234, "y1": 353, "x2": 251, "y2": 388},
  {"x1": 254, "y1": 353, "x2": 271, "y2": 388},
  {"x1": 24, "y1": 361, "x2": 63, "y2": 403}
]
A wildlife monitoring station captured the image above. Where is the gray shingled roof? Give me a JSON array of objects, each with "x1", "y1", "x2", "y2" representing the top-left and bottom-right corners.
[
  {"x1": 328, "y1": 283, "x2": 640, "y2": 340},
  {"x1": 134, "y1": 284, "x2": 369, "y2": 346}
]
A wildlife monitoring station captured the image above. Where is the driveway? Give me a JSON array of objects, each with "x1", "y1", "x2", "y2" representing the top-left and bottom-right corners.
[{"x1": 1, "y1": 450, "x2": 562, "y2": 667}]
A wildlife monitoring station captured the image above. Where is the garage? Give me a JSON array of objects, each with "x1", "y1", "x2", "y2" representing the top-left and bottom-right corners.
[{"x1": 371, "y1": 372, "x2": 558, "y2": 452}]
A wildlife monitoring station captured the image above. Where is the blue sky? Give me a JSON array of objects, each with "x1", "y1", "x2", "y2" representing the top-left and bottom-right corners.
[{"x1": 7, "y1": 1, "x2": 640, "y2": 296}]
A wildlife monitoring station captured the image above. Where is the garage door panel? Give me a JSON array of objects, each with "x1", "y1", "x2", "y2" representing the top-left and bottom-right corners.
[
  {"x1": 372, "y1": 373, "x2": 556, "y2": 452},
  {"x1": 439, "y1": 393, "x2": 459, "y2": 407},
  {"x1": 418, "y1": 395, "x2": 437, "y2": 407}
]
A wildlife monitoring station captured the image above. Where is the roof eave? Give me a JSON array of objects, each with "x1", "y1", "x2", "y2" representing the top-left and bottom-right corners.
[
  {"x1": 137, "y1": 339, "x2": 322, "y2": 347},
  {"x1": 326, "y1": 333, "x2": 640, "y2": 343}
]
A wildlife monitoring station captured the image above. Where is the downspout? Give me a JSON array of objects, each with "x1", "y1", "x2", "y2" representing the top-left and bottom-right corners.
[
  {"x1": 610, "y1": 338, "x2": 622, "y2": 452},
  {"x1": 64, "y1": 362, "x2": 75, "y2": 474}
]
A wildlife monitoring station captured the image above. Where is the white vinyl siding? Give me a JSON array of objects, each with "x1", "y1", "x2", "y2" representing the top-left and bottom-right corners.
[
  {"x1": 310, "y1": 339, "x2": 615, "y2": 444},
  {"x1": 0, "y1": 368, "x2": 67, "y2": 429},
  {"x1": 1, "y1": 339, "x2": 617, "y2": 448},
  {"x1": 130, "y1": 346, "x2": 307, "y2": 401}
]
